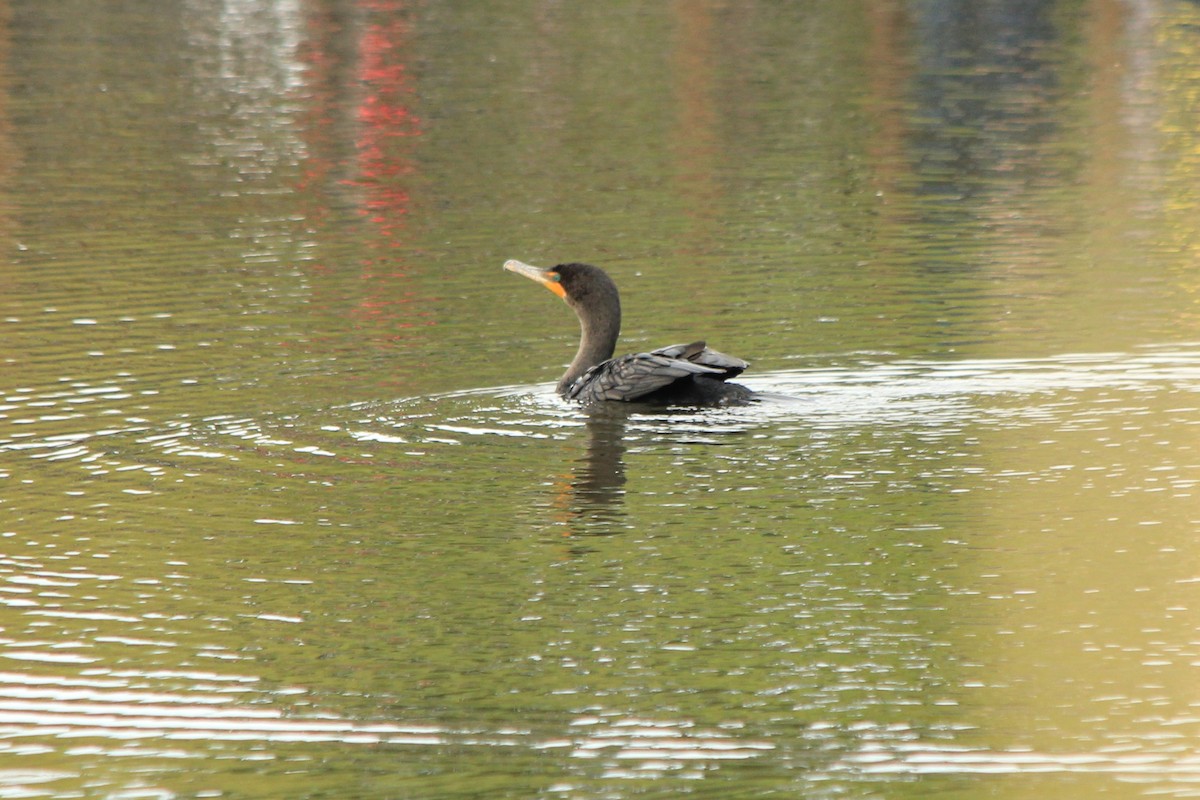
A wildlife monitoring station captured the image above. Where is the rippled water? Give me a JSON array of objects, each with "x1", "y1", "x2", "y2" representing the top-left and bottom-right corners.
[{"x1": 4, "y1": 1, "x2": 1200, "y2": 798}]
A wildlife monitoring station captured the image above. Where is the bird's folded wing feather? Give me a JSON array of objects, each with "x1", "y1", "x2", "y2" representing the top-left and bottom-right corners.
[
  {"x1": 651, "y1": 341, "x2": 748, "y2": 379},
  {"x1": 564, "y1": 352, "x2": 724, "y2": 403}
]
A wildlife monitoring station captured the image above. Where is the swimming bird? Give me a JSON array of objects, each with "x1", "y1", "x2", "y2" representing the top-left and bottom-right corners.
[{"x1": 504, "y1": 260, "x2": 753, "y2": 405}]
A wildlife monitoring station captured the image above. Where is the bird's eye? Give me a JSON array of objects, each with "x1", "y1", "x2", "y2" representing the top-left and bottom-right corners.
[{"x1": 549, "y1": 272, "x2": 561, "y2": 282}]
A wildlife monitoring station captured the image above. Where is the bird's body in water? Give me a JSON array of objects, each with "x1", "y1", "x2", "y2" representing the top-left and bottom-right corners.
[{"x1": 504, "y1": 260, "x2": 754, "y2": 406}]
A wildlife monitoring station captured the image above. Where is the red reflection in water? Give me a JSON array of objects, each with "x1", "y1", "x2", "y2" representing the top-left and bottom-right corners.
[
  {"x1": 346, "y1": 0, "x2": 429, "y2": 349},
  {"x1": 351, "y1": 0, "x2": 420, "y2": 240},
  {"x1": 295, "y1": 0, "x2": 432, "y2": 373}
]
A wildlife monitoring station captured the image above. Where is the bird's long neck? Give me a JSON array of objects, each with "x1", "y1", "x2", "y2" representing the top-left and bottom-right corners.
[{"x1": 558, "y1": 301, "x2": 621, "y2": 394}]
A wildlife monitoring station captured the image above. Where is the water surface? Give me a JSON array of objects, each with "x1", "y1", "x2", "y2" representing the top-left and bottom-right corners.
[{"x1": 3, "y1": 1, "x2": 1200, "y2": 798}]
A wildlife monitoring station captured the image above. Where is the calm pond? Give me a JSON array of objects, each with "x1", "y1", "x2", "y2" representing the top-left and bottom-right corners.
[{"x1": 3, "y1": 1, "x2": 1200, "y2": 798}]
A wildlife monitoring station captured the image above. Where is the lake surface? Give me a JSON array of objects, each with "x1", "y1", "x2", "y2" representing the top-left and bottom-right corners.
[{"x1": 3, "y1": 1, "x2": 1200, "y2": 797}]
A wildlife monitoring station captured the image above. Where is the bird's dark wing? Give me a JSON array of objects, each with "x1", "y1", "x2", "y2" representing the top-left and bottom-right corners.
[
  {"x1": 563, "y1": 352, "x2": 725, "y2": 403},
  {"x1": 651, "y1": 341, "x2": 748, "y2": 380}
]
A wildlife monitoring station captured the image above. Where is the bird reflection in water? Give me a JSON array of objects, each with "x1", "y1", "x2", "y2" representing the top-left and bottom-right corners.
[{"x1": 553, "y1": 408, "x2": 631, "y2": 539}]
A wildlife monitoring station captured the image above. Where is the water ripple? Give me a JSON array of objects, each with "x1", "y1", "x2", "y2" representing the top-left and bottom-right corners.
[
  {"x1": 835, "y1": 737, "x2": 1200, "y2": 782},
  {"x1": 4, "y1": 345, "x2": 1198, "y2": 479}
]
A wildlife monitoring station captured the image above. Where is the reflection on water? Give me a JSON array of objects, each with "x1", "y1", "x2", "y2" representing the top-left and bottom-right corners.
[
  {"x1": 5, "y1": 344, "x2": 1200, "y2": 796},
  {"x1": 561, "y1": 412, "x2": 630, "y2": 534}
]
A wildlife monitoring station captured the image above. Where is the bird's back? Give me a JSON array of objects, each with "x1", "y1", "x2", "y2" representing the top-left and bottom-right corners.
[{"x1": 563, "y1": 341, "x2": 751, "y2": 405}]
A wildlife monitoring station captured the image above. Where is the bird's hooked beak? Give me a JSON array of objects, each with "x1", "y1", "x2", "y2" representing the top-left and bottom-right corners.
[{"x1": 504, "y1": 259, "x2": 567, "y2": 299}]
